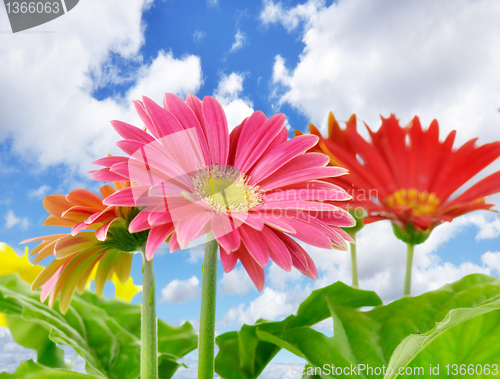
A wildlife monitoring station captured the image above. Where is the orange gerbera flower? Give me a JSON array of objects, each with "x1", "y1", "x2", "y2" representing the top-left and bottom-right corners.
[
  {"x1": 302, "y1": 113, "x2": 500, "y2": 244},
  {"x1": 21, "y1": 181, "x2": 146, "y2": 313}
]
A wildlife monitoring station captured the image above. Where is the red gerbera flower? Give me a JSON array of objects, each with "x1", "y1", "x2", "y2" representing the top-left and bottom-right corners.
[
  {"x1": 305, "y1": 113, "x2": 500, "y2": 243},
  {"x1": 302, "y1": 113, "x2": 500, "y2": 295}
]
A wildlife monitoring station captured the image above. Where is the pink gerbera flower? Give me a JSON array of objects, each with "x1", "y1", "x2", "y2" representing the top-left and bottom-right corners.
[{"x1": 93, "y1": 94, "x2": 355, "y2": 290}]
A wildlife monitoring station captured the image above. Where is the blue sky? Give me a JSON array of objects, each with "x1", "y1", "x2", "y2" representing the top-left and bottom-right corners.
[{"x1": 2, "y1": 0, "x2": 500, "y2": 377}]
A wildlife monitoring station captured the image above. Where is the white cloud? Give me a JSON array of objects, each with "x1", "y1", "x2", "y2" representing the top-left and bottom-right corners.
[
  {"x1": 481, "y1": 251, "x2": 500, "y2": 275},
  {"x1": 207, "y1": 0, "x2": 218, "y2": 7},
  {"x1": 269, "y1": 0, "x2": 500, "y2": 150},
  {"x1": 229, "y1": 30, "x2": 247, "y2": 53},
  {"x1": 4, "y1": 210, "x2": 29, "y2": 230},
  {"x1": 219, "y1": 287, "x2": 299, "y2": 328},
  {"x1": 292, "y1": 216, "x2": 500, "y2": 304},
  {"x1": 0, "y1": 328, "x2": 36, "y2": 373},
  {"x1": 219, "y1": 266, "x2": 255, "y2": 295},
  {"x1": 0, "y1": 0, "x2": 203, "y2": 176},
  {"x1": 193, "y1": 30, "x2": 206, "y2": 42},
  {"x1": 126, "y1": 50, "x2": 202, "y2": 105},
  {"x1": 260, "y1": 0, "x2": 326, "y2": 31},
  {"x1": 160, "y1": 276, "x2": 201, "y2": 304},
  {"x1": 28, "y1": 184, "x2": 51, "y2": 199},
  {"x1": 213, "y1": 72, "x2": 254, "y2": 131}
]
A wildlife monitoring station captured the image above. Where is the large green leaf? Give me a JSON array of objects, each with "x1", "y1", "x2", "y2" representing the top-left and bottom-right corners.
[
  {"x1": 215, "y1": 282, "x2": 382, "y2": 379},
  {"x1": 0, "y1": 360, "x2": 98, "y2": 378},
  {"x1": 216, "y1": 274, "x2": 500, "y2": 379},
  {"x1": 0, "y1": 274, "x2": 198, "y2": 379},
  {"x1": 6, "y1": 315, "x2": 67, "y2": 369}
]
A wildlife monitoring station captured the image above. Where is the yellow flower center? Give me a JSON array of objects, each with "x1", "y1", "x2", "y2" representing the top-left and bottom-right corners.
[
  {"x1": 192, "y1": 165, "x2": 262, "y2": 214},
  {"x1": 385, "y1": 188, "x2": 440, "y2": 217}
]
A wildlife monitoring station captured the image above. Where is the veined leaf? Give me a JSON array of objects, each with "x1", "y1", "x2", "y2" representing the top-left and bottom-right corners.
[
  {"x1": 0, "y1": 274, "x2": 198, "y2": 379},
  {"x1": 215, "y1": 282, "x2": 382, "y2": 379},
  {"x1": 216, "y1": 274, "x2": 500, "y2": 379},
  {"x1": 0, "y1": 360, "x2": 98, "y2": 378}
]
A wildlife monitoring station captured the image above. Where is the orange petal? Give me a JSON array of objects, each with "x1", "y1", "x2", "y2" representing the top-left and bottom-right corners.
[
  {"x1": 66, "y1": 188, "x2": 105, "y2": 209},
  {"x1": 99, "y1": 184, "x2": 115, "y2": 199},
  {"x1": 54, "y1": 233, "x2": 98, "y2": 259},
  {"x1": 43, "y1": 195, "x2": 72, "y2": 217}
]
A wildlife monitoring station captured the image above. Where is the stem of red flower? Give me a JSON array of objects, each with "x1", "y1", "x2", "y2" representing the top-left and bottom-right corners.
[
  {"x1": 198, "y1": 233, "x2": 218, "y2": 379},
  {"x1": 403, "y1": 243, "x2": 415, "y2": 297},
  {"x1": 350, "y1": 238, "x2": 359, "y2": 289},
  {"x1": 141, "y1": 254, "x2": 158, "y2": 379}
]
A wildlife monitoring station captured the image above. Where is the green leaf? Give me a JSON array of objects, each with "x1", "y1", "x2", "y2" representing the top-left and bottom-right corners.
[
  {"x1": 6, "y1": 315, "x2": 67, "y2": 369},
  {"x1": 0, "y1": 274, "x2": 198, "y2": 379},
  {"x1": 215, "y1": 282, "x2": 382, "y2": 379},
  {"x1": 216, "y1": 274, "x2": 500, "y2": 379},
  {"x1": 78, "y1": 291, "x2": 198, "y2": 378},
  {"x1": 0, "y1": 360, "x2": 98, "y2": 378}
]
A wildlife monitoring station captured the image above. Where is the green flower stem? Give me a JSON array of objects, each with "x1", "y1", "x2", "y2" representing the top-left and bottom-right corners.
[
  {"x1": 350, "y1": 238, "x2": 359, "y2": 289},
  {"x1": 141, "y1": 255, "x2": 157, "y2": 379},
  {"x1": 403, "y1": 243, "x2": 415, "y2": 297},
  {"x1": 198, "y1": 233, "x2": 219, "y2": 379}
]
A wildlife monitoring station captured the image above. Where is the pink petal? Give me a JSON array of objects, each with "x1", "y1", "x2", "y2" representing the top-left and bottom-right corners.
[
  {"x1": 40, "y1": 265, "x2": 65, "y2": 302},
  {"x1": 239, "y1": 225, "x2": 269, "y2": 267},
  {"x1": 259, "y1": 124, "x2": 289, "y2": 159},
  {"x1": 277, "y1": 234, "x2": 308, "y2": 275},
  {"x1": 85, "y1": 209, "x2": 116, "y2": 225},
  {"x1": 215, "y1": 226, "x2": 241, "y2": 253},
  {"x1": 119, "y1": 144, "x2": 192, "y2": 188},
  {"x1": 103, "y1": 186, "x2": 149, "y2": 207},
  {"x1": 129, "y1": 211, "x2": 152, "y2": 233},
  {"x1": 185, "y1": 94, "x2": 206, "y2": 131},
  {"x1": 148, "y1": 211, "x2": 173, "y2": 226},
  {"x1": 164, "y1": 93, "x2": 210, "y2": 165},
  {"x1": 95, "y1": 219, "x2": 120, "y2": 241},
  {"x1": 283, "y1": 236, "x2": 317, "y2": 280},
  {"x1": 235, "y1": 113, "x2": 286, "y2": 173},
  {"x1": 234, "y1": 111, "x2": 267, "y2": 162},
  {"x1": 169, "y1": 231, "x2": 181, "y2": 252},
  {"x1": 220, "y1": 246, "x2": 238, "y2": 272},
  {"x1": 212, "y1": 214, "x2": 240, "y2": 252},
  {"x1": 227, "y1": 117, "x2": 246, "y2": 166},
  {"x1": 202, "y1": 96, "x2": 229, "y2": 166},
  {"x1": 315, "y1": 208, "x2": 356, "y2": 228},
  {"x1": 143, "y1": 96, "x2": 184, "y2": 138},
  {"x1": 254, "y1": 212, "x2": 296, "y2": 233},
  {"x1": 261, "y1": 226, "x2": 292, "y2": 271},
  {"x1": 249, "y1": 135, "x2": 319, "y2": 184},
  {"x1": 231, "y1": 212, "x2": 264, "y2": 231},
  {"x1": 238, "y1": 244, "x2": 265, "y2": 291},
  {"x1": 111, "y1": 120, "x2": 156, "y2": 144},
  {"x1": 146, "y1": 223, "x2": 175, "y2": 260},
  {"x1": 71, "y1": 221, "x2": 89, "y2": 236},
  {"x1": 273, "y1": 216, "x2": 333, "y2": 249},
  {"x1": 91, "y1": 168, "x2": 129, "y2": 182},
  {"x1": 259, "y1": 166, "x2": 348, "y2": 192},
  {"x1": 175, "y1": 209, "x2": 212, "y2": 248},
  {"x1": 133, "y1": 100, "x2": 155, "y2": 131},
  {"x1": 92, "y1": 156, "x2": 129, "y2": 168}
]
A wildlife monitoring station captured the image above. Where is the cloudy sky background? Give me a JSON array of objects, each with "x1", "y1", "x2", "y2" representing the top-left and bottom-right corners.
[{"x1": 1, "y1": 0, "x2": 500, "y2": 377}]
